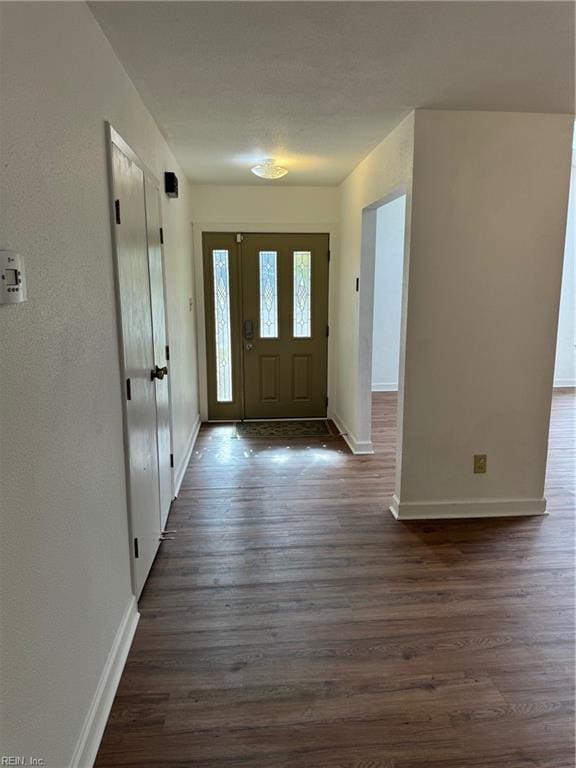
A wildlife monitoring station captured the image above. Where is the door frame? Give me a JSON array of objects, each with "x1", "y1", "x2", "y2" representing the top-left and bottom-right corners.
[
  {"x1": 193, "y1": 223, "x2": 338, "y2": 422},
  {"x1": 356, "y1": 186, "x2": 411, "y2": 460},
  {"x1": 105, "y1": 122, "x2": 175, "y2": 594}
]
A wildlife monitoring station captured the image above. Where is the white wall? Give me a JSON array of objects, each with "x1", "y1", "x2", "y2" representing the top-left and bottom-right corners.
[
  {"x1": 371, "y1": 195, "x2": 406, "y2": 391},
  {"x1": 335, "y1": 114, "x2": 415, "y2": 451},
  {"x1": 554, "y1": 149, "x2": 576, "y2": 387},
  {"x1": 0, "y1": 4, "x2": 198, "y2": 766},
  {"x1": 189, "y1": 185, "x2": 339, "y2": 419},
  {"x1": 190, "y1": 185, "x2": 339, "y2": 225},
  {"x1": 394, "y1": 110, "x2": 573, "y2": 518}
]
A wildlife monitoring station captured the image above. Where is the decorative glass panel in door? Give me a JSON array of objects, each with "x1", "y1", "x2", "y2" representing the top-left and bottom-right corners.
[
  {"x1": 259, "y1": 251, "x2": 278, "y2": 338},
  {"x1": 212, "y1": 249, "x2": 233, "y2": 402},
  {"x1": 293, "y1": 251, "x2": 312, "y2": 338}
]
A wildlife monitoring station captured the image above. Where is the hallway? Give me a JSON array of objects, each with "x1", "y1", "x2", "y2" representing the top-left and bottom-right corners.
[
  {"x1": 95, "y1": 391, "x2": 575, "y2": 767},
  {"x1": 1, "y1": 5, "x2": 574, "y2": 764}
]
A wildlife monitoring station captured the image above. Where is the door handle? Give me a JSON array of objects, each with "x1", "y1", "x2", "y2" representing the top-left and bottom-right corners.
[
  {"x1": 243, "y1": 319, "x2": 254, "y2": 339},
  {"x1": 151, "y1": 365, "x2": 168, "y2": 381},
  {"x1": 245, "y1": 343, "x2": 253, "y2": 351}
]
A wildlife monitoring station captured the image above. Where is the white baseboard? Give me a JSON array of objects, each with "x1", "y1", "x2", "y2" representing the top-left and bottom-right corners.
[
  {"x1": 174, "y1": 414, "x2": 201, "y2": 497},
  {"x1": 371, "y1": 382, "x2": 398, "y2": 392},
  {"x1": 70, "y1": 596, "x2": 139, "y2": 768},
  {"x1": 389, "y1": 494, "x2": 547, "y2": 520},
  {"x1": 553, "y1": 379, "x2": 576, "y2": 388},
  {"x1": 329, "y1": 411, "x2": 374, "y2": 455}
]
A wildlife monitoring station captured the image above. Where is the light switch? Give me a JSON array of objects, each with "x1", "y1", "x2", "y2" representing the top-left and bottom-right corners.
[{"x1": 0, "y1": 250, "x2": 27, "y2": 304}]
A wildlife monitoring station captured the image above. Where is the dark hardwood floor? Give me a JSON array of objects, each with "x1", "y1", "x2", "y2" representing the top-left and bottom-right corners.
[{"x1": 95, "y1": 390, "x2": 575, "y2": 767}]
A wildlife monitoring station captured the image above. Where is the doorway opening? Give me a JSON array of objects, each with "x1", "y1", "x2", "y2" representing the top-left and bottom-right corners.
[
  {"x1": 357, "y1": 190, "x2": 409, "y2": 466},
  {"x1": 370, "y1": 195, "x2": 407, "y2": 489},
  {"x1": 202, "y1": 232, "x2": 330, "y2": 421},
  {"x1": 553, "y1": 129, "x2": 575, "y2": 389},
  {"x1": 371, "y1": 195, "x2": 406, "y2": 395}
]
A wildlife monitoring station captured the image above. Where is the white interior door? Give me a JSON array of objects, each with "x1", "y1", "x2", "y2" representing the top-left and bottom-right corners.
[
  {"x1": 144, "y1": 178, "x2": 173, "y2": 528},
  {"x1": 111, "y1": 143, "x2": 161, "y2": 598}
]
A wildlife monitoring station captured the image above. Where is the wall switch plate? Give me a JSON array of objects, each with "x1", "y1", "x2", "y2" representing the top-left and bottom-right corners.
[
  {"x1": 474, "y1": 454, "x2": 487, "y2": 474},
  {"x1": 0, "y1": 250, "x2": 27, "y2": 304}
]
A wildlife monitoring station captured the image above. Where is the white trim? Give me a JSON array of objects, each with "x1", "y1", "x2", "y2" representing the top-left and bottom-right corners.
[
  {"x1": 553, "y1": 379, "x2": 576, "y2": 388},
  {"x1": 329, "y1": 410, "x2": 374, "y2": 455},
  {"x1": 174, "y1": 414, "x2": 201, "y2": 497},
  {"x1": 70, "y1": 597, "x2": 139, "y2": 768},
  {"x1": 389, "y1": 494, "x2": 547, "y2": 520},
  {"x1": 371, "y1": 382, "x2": 398, "y2": 392}
]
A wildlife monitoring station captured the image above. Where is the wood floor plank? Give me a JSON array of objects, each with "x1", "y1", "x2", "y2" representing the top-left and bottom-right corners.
[{"x1": 95, "y1": 390, "x2": 575, "y2": 766}]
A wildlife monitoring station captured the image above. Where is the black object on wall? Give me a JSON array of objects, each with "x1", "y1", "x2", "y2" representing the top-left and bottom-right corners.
[{"x1": 164, "y1": 172, "x2": 179, "y2": 198}]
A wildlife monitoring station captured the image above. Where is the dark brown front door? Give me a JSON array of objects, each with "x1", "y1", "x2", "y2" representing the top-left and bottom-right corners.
[{"x1": 203, "y1": 232, "x2": 330, "y2": 420}]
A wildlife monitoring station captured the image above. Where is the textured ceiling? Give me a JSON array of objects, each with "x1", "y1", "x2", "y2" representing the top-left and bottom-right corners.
[{"x1": 90, "y1": 1, "x2": 575, "y2": 185}]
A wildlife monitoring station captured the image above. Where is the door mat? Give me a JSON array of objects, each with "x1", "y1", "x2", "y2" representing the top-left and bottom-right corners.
[{"x1": 235, "y1": 420, "x2": 333, "y2": 438}]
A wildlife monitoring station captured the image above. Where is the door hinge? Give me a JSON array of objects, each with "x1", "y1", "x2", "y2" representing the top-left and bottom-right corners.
[
  {"x1": 355, "y1": 277, "x2": 360, "y2": 292},
  {"x1": 170, "y1": 453, "x2": 174, "y2": 468},
  {"x1": 327, "y1": 250, "x2": 331, "y2": 262},
  {"x1": 165, "y1": 344, "x2": 170, "y2": 361},
  {"x1": 126, "y1": 378, "x2": 132, "y2": 401},
  {"x1": 114, "y1": 199, "x2": 121, "y2": 224},
  {"x1": 326, "y1": 325, "x2": 329, "y2": 337},
  {"x1": 159, "y1": 227, "x2": 164, "y2": 244},
  {"x1": 236, "y1": 233, "x2": 243, "y2": 243},
  {"x1": 325, "y1": 396, "x2": 329, "y2": 407},
  {"x1": 133, "y1": 537, "x2": 139, "y2": 559}
]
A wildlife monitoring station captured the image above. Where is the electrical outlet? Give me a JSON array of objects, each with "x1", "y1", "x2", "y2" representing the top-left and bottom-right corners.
[{"x1": 474, "y1": 454, "x2": 487, "y2": 474}]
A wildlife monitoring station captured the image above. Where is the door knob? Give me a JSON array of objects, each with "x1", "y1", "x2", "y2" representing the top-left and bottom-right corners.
[
  {"x1": 151, "y1": 365, "x2": 168, "y2": 380},
  {"x1": 245, "y1": 343, "x2": 253, "y2": 351}
]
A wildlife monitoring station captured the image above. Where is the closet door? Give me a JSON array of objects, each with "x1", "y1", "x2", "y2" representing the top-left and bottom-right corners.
[
  {"x1": 145, "y1": 178, "x2": 173, "y2": 529},
  {"x1": 111, "y1": 141, "x2": 161, "y2": 598}
]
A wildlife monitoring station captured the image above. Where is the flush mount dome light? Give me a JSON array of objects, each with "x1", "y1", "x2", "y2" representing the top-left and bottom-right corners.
[{"x1": 250, "y1": 158, "x2": 288, "y2": 180}]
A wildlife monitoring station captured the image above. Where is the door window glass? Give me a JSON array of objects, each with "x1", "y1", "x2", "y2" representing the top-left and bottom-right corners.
[
  {"x1": 212, "y1": 249, "x2": 233, "y2": 402},
  {"x1": 293, "y1": 251, "x2": 312, "y2": 338},
  {"x1": 259, "y1": 251, "x2": 278, "y2": 338}
]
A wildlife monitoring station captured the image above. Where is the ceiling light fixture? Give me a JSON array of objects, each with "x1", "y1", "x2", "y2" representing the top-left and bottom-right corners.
[{"x1": 250, "y1": 158, "x2": 288, "y2": 180}]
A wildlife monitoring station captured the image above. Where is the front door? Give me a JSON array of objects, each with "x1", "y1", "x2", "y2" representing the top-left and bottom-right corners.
[{"x1": 203, "y1": 233, "x2": 329, "y2": 420}]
